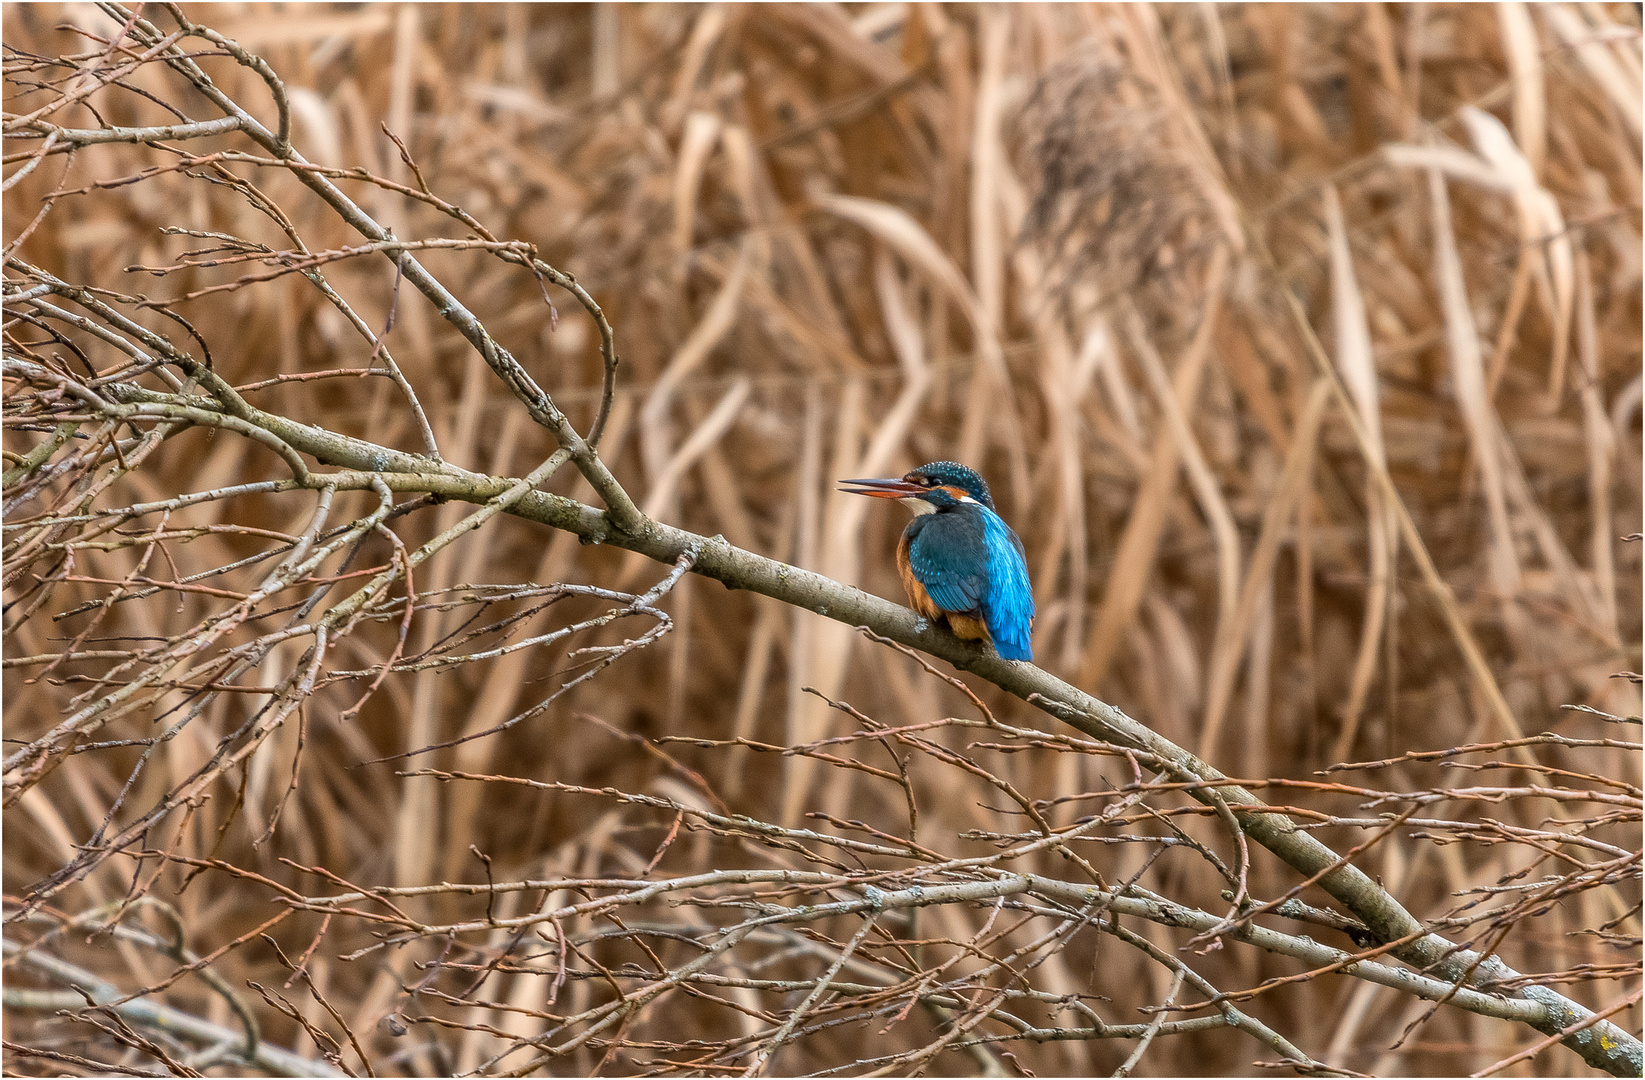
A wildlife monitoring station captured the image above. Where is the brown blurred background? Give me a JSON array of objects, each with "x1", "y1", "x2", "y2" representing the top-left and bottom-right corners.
[{"x1": 4, "y1": 3, "x2": 1640, "y2": 1075}]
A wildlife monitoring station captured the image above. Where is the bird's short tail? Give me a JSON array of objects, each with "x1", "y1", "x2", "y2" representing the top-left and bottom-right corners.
[{"x1": 992, "y1": 635, "x2": 1033, "y2": 662}]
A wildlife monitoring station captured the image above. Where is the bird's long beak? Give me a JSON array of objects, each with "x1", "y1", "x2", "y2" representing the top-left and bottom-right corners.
[{"x1": 838, "y1": 477, "x2": 924, "y2": 499}]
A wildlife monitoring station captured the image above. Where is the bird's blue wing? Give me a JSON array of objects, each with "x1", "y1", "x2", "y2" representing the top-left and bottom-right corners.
[
  {"x1": 905, "y1": 513, "x2": 988, "y2": 615},
  {"x1": 979, "y1": 508, "x2": 1035, "y2": 661}
]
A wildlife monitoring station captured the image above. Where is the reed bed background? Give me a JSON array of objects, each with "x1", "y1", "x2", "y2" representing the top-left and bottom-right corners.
[{"x1": 3, "y1": 3, "x2": 1640, "y2": 1076}]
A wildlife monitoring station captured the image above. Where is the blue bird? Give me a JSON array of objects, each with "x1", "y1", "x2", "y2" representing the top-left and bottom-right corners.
[{"x1": 841, "y1": 461, "x2": 1035, "y2": 662}]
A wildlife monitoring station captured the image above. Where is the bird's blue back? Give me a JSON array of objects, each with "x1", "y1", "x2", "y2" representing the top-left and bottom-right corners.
[
  {"x1": 977, "y1": 509, "x2": 1034, "y2": 660},
  {"x1": 905, "y1": 502, "x2": 1035, "y2": 661}
]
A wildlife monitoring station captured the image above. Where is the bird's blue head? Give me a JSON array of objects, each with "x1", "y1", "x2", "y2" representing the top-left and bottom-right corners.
[{"x1": 839, "y1": 460, "x2": 997, "y2": 514}]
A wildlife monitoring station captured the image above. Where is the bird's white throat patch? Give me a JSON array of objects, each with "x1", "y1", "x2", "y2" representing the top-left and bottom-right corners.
[{"x1": 901, "y1": 497, "x2": 938, "y2": 515}]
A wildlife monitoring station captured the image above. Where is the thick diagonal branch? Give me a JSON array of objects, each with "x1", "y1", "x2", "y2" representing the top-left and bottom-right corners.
[{"x1": 74, "y1": 397, "x2": 1630, "y2": 1076}]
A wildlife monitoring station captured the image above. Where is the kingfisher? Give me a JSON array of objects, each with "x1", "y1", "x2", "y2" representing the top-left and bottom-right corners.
[{"x1": 840, "y1": 461, "x2": 1035, "y2": 662}]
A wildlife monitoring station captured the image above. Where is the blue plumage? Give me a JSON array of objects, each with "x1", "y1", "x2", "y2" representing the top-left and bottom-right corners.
[
  {"x1": 977, "y1": 508, "x2": 1035, "y2": 661},
  {"x1": 905, "y1": 511, "x2": 987, "y2": 612},
  {"x1": 840, "y1": 461, "x2": 1036, "y2": 662}
]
